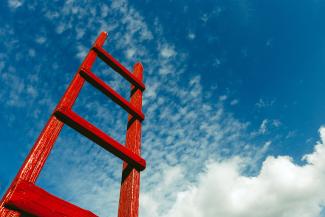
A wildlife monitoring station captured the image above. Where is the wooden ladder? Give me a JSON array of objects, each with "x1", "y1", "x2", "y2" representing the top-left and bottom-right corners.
[{"x1": 0, "y1": 32, "x2": 146, "y2": 217}]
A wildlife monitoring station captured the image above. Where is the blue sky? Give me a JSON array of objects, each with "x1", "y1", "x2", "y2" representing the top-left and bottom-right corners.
[{"x1": 0, "y1": 0, "x2": 325, "y2": 216}]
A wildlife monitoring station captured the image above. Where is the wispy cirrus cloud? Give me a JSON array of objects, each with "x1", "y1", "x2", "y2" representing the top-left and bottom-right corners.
[
  {"x1": 1, "y1": 1, "x2": 323, "y2": 217},
  {"x1": 0, "y1": 1, "x2": 267, "y2": 216}
]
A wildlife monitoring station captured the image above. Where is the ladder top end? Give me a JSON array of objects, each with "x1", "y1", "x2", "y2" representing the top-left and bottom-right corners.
[{"x1": 134, "y1": 62, "x2": 144, "y2": 72}]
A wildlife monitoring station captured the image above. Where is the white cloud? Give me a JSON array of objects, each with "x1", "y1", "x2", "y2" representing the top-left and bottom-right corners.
[
  {"x1": 214, "y1": 58, "x2": 222, "y2": 67},
  {"x1": 8, "y1": 0, "x2": 23, "y2": 9},
  {"x1": 230, "y1": 99, "x2": 239, "y2": 106},
  {"x1": 76, "y1": 44, "x2": 88, "y2": 60},
  {"x1": 2, "y1": 1, "x2": 321, "y2": 217},
  {"x1": 125, "y1": 48, "x2": 136, "y2": 59},
  {"x1": 101, "y1": 4, "x2": 109, "y2": 17},
  {"x1": 28, "y1": 48, "x2": 36, "y2": 57},
  {"x1": 286, "y1": 131, "x2": 297, "y2": 139},
  {"x1": 252, "y1": 119, "x2": 282, "y2": 137},
  {"x1": 56, "y1": 23, "x2": 66, "y2": 34},
  {"x1": 26, "y1": 85, "x2": 38, "y2": 98},
  {"x1": 141, "y1": 126, "x2": 325, "y2": 217},
  {"x1": 256, "y1": 98, "x2": 276, "y2": 109},
  {"x1": 219, "y1": 95, "x2": 228, "y2": 101},
  {"x1": 259, "y1": 119, "x2": 269, "y2": 134},
  {"x1": 201, "y1": 13, "x2": 209, "y2": 23},
  {"x1": 160, "y1": 44, "x2": 176, "y2": 58},
  {"x1": 273, "y1": 119, "x2": 282, "y2": 127},
  {"x1": 266, "y1": 38, "x2": 273, "y2": 47},
  {"x1": 35, "y1": 36, "x2": 46, "y2": 44},
  {"x1": 188, "y1": 32, "x2": 196, "y2": 40}
]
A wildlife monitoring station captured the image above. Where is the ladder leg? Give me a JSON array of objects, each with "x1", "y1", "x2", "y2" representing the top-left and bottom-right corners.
[
  {"x1": 0, "y1": 117, "x2": 64, "y2": 217},
  {"x1": 118, "y1": 63, "x2": 144, "y2": 217},
  {"x1": 0, "y1": 32, "x2": 108, "y2": 217}
]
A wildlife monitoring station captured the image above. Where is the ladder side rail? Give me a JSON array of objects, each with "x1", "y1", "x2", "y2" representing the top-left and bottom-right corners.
[
  {"x1": 118, "y1": 63, "x2": 144, "y2": 217},
  {"x1": 0, "y1": 32, "x2": 108, "y2": 217}
]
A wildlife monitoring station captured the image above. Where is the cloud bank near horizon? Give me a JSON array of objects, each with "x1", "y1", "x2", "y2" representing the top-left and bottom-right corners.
[
  {"x1": 1, "y1": 1, "x2": 325, "y2": 217},
  {"x1": 141, "y1": 127, "x2": 325, "y2": 217}
]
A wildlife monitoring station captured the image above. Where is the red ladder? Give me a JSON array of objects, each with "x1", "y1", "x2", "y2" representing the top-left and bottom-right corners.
[{"x1": 0, "y1": 32, "x2": 146, "y2": 217}]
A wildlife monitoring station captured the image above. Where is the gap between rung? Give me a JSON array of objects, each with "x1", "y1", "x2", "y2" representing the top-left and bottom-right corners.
[
  {"x1": 92, "y1": 46, "x2": 145, "y2": 91},
  {"x1": 54, "y1": 108, "x2": 146, "y2": 171},
  {"x1": 79, "y1": 68, "x2": 144, "y2": 121}
]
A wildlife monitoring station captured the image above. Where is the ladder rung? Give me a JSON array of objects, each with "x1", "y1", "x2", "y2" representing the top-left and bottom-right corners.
[
  {"x1": 92, "y1": 46, "x2": 145, "y2": 91},
  {"x1": 54, "y1": 108, "x2": 146, "y2": 171},
  {"x1": 80, "y1": 68, "x2": 144, "y2": 121},
  {"x1": 6, "y1": 180, "x2": 97, "y2": 217}
]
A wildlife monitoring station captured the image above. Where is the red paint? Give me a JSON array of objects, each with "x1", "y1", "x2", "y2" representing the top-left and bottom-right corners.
[
  {"x1": 93, "y1": 46, "x2": 145, "y2": 91},
  {"x1": 54, "y1": 107, "x2": 146, "y2": 171},
  {"x1": 79, "y1": 67, "x2": 144, "y2": 121},
  {"x1": 7, "y1": 180, "x2": 97, "y2": 217},
  {"x1": 0, "y1": 32, "x2": 146, "y2": 217},
  {"x1": 118, "y1": 63, "x2": 144, "y2": 217}
]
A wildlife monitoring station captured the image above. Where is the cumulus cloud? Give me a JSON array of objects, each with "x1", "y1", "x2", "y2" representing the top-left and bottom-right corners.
[
  {"x1": 141, "y1": 127, "x2": 325, "y2": 217},
  {"x1": 29, "y1": 2, "x2": 260, "y2": 213},
  {"x1": 2, "y1": 1, "x2": 321, "y2": 217}
]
